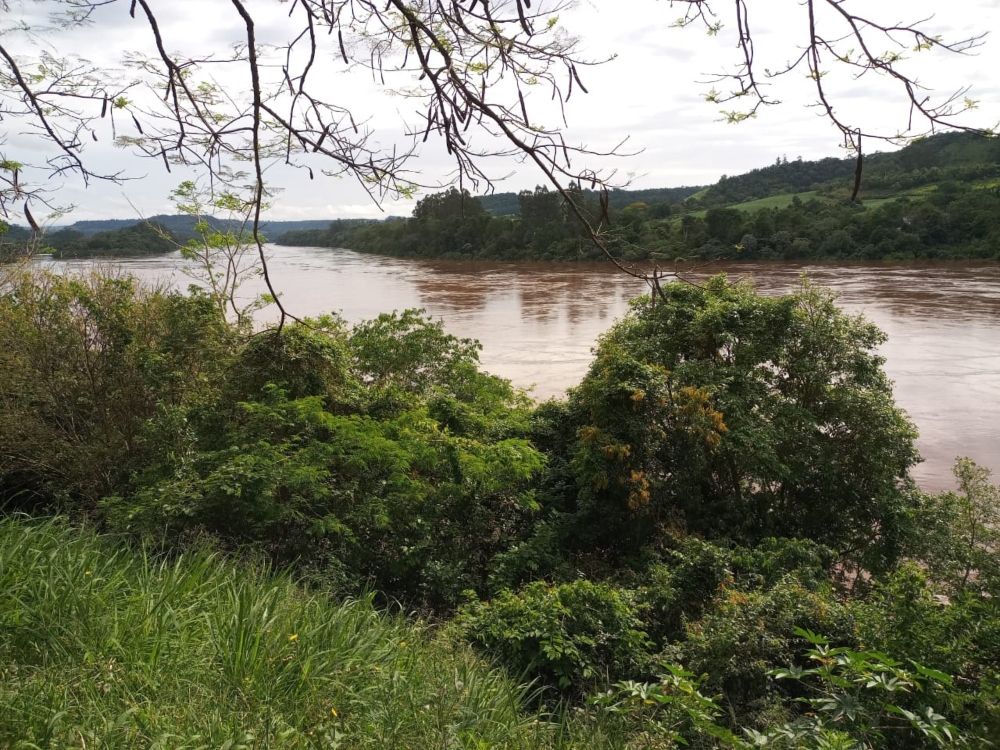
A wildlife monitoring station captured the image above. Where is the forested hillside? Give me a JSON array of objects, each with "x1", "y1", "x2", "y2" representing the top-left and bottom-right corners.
[
  {"x1": 479, "y1": 185, "x2": 705, "y2": 217},
  {"x1": 65, "y1": 215, "x2": 336, "y2": 240},
  {"x1": 278, "y1": 132, "x2": 1000, "y2": 261}
]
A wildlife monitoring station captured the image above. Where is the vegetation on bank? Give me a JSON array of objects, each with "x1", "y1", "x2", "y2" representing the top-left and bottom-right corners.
[
  {"x1": 278, "y1": 132, "x2": 1000, "y2": 261},
  {"x1": 0, "y1": 215, "x2": 343, "y2": 261},
  {"x1": 2, "y1": 259, "x2": 1000, "y2": 747}
]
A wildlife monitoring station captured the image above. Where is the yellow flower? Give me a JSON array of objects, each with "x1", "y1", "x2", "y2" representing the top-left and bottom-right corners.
[
  {"x1": 331, "y1": 707, "x2": 338, "y2": 718},
  {"x1": 400, "y1": 641, "x2": 407, "y2": 648},
  {"x1": 288, "y1": 633, "x2": 298, "y2": 642},
  {"x1": 85, "y1": 571, "x2": 92, "y2": 576}
]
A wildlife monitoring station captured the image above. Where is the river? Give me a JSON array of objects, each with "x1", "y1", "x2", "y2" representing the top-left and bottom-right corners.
[{"x1": 38, "y1": 247, "x2": 1000, "y2": 493}]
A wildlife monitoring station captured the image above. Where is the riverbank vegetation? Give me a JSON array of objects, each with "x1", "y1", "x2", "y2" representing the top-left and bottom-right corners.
[
  {"x1": 0, "y1": 216, "x2": 346, "y2": 261},
  {"x1": 278, "y1": 132, "x2": 1000, "y2": 262},
  {"x1": 3, "y1": 261, "x2": 1000, "y2": 747}
]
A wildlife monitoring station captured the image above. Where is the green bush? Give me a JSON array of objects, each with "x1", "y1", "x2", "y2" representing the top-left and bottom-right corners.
[
  {"x1": 455, "y1": 580, "x2": 654, "y2": 693},
  {"x1": 0, "y1": 266, "x2": 232, "y2": 511},
  {"x1": 1, "y1": 268, "x2": 544, "y2": 610},
  {"x1": 563, "y1": 276, "x2": 920, "y2": 574},
  {"x1": 668, "y1": 577, "x2": 855, "y2": 730}
]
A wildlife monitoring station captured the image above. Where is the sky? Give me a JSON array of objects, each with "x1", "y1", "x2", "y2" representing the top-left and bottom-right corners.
[{"x1": 3, "y1": 0, "x2": 1000, "y2": 222}]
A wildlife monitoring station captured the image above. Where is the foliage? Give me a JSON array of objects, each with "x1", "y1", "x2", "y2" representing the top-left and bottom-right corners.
[
  {"x1": 4, "y1": 264, "x2": 1000, "y2": 747},
  {"x1": 0, "y1": 267, "x2": 542, "y2": 609},
  {"x1": 758, "y1": 628, "x2": 965, "y2": 749},
  {"x1": 1, "y1": 516, "x2": 986, "y2": 750},
  {"x1": 45, "y1": 220, "x2": 177, "y2": 258},
  {"x1": 0, "y1": 265, "x2": 232, "y2": 510},
  {"x1": 109, "y1": 380, "x2": 542, "y2": 608},
  {"x1": 589, "y1": 664, "x2": 743, "y2": 748},
  {"x1": 670, "y1": 576, "x2": 854, "y2": 729},
  {"x1": 349, "y1": 308, "x2": 521, "y2": 417},
  {"x1": 849, "y1": 565, "x2": 1000, "y2": 745},
  {"x1": 475, "y1": 186, "x2": 702, "y2": 218},
  {"x1": 412, "y1": 187, "x2": 488, "y2": 223},
  {"x1": 171, "y1": 180, "x2": 270, "y2": 328},
  {"x1": 916, "y1": 458, "x2": 1000, "y2": 592},
  {"x1": 560, "y1": 276, "x2": 920, "y2": 573},
  {"x1": 454, "y1": 580, "x2": 653, "y2": 694},
  {"x1": 588, "y1": 633, "x2": 968, "y2": 750},
  {"x1": 60, "y1": 215, "x2": 335, "y2": 242},
  {"x1": 103, "y1": 314, "x2": 542, "y2": 609}
]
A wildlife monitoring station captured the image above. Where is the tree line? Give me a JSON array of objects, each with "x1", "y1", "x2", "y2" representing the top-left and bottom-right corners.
[
  {"x1": 279, "y1": 132, "x2": 1000, "y2": 262},
  {"x1": 279, "y1": 178, "x2": 1000, "y2": 262}
]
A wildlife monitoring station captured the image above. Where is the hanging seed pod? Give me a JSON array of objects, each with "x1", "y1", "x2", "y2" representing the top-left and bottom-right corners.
[
  {"x1": 338, "y1": 29, "x2": 349, "y2": 64},
  {"x1": 24, "y1": 204, "x2": 40, "y2": 232}
]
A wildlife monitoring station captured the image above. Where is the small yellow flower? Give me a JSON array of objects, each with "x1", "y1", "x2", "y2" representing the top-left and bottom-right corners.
[
  {"x1": 288, "y1": 633, "x2": 298, "y2": 642},
  {"x1": 331, "y1": 707, "x2": 338, "y2": 718},
  {"x1": 400, "y1": 641, "x2": 407, "y2": 648},
  {"x1": 85, "y1": 571, "x2": 92, "y2": 576}
]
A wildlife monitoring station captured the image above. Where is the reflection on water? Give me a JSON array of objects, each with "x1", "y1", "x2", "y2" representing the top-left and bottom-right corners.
[{"x1": 38, "y1": 249, "x2": 1000, "y2": 493}]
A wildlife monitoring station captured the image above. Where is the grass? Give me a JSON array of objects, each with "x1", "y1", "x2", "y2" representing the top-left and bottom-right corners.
[
  {"x1": 728, "y1": 191, "x2": 825, "y2": 211},
  {"x1": 0, "y1": 516, "x2": 634, "y2": 749},
  {"x1": 857, "y1": 196, "x2": 899, "y2": 209}
]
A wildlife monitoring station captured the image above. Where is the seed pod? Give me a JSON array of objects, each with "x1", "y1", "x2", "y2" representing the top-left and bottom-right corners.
[
  {"x1": 338, "y1": 29, "x2": 348, "y2": 64},
  {"x1": 24, "y1": 204, "x2": 40, "y2": 232}
]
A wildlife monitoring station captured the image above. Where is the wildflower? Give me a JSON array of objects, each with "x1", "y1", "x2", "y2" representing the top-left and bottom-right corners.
[
  {"x1": 85, "y1": 571, "x2": 92, "y2": 576},
  {"x1": 331, "y1": 707, "x2": 338, "y2": 718},
  {"x1": 288, "y1": 633, "x2": 298, "y2": 642},
  {"x1": 400, "y1": 641, "x2": 407, "y2": 648}
]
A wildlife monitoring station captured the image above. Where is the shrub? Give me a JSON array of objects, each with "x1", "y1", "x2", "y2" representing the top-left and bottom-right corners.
[
  {"x1": 0, "y1": 267, "x2": 231, "y2": 511},
  {"x1": 454, "y1": 580, "x2": 653, "y2": 693}
]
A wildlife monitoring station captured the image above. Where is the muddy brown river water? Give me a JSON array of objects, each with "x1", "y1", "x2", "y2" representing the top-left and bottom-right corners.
[{"x1": 40, "y1": 247, "x2": 1000, "y2": 493}]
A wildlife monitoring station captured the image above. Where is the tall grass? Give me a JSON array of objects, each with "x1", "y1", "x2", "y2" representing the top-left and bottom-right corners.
[{"x1": 0, "y1": 517, "x2": 628, "y2": 749}]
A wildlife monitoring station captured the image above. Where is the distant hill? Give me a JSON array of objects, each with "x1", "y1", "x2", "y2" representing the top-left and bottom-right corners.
[
  {"x1": 65, "y1": 215, "x2": 337, "y2": 241},
  {"x1": 46, "y1": 221, "x2": 176, "y2": 259},
  {"x1": 694, "y1": 131, "x2": 1000, "y2": 207}
]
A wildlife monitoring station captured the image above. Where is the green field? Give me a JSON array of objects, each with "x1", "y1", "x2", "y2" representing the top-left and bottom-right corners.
[{"x1": 729, "y1": 191, "x2": 825, "y2": 211}]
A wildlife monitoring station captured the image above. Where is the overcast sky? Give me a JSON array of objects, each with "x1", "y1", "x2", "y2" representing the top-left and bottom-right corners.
[{"x1": 4, "y1": 0, "x2": 1000, "y2": 222}]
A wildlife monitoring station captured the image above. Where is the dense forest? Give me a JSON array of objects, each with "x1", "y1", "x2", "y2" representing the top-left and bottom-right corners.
[
  {"x1": 477, "y1": 185, "x2": 706, "y2": 217},
  {"x1": 3, "y1": 251, "x2": 999, "y2": 747},
  {"x1": 279, "y1": 132, "x2": 1000, "y2": 261}
]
